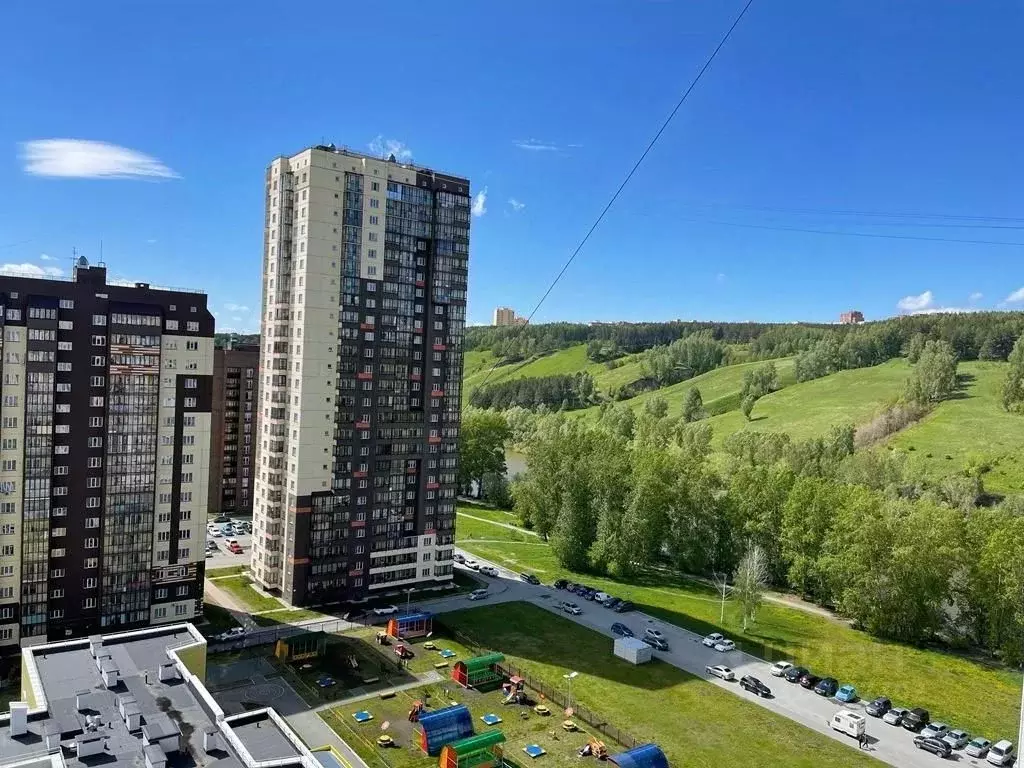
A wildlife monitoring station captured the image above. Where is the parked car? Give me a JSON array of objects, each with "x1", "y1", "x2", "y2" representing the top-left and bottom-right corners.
[
  {"x1": 213, "y1": 627, "x2": 246, "y2": 642},
  {"x1": 227, "y1": 542, "x2": 243, "y2": 554},
  {"x1": 921, "y1": 722, "x2": 949, "y2": 740},
  {"x1": 212, "y1": 515, "x2": 232, "y2": 524},
  {"x1": 966, "y1": 738, "x2": 992, "y2": 758},
  {"x1": 914, "y1": 736, "x2": 952, "y2": 758},
  {"x1": 642, "y1": 635, "x2": 668, "y2": 651},
  {"x1": 814, "y1": 677, "x2": 839, "y2": 697},
  {"x1": 208, "y1": 527, "x2": 223, "y2": 538},
  {"x1": 604, "y1": 597, "x2": 622, "y2": 610},
  {"x1": 372, "y1": 605, "x2": 399, "y2": 616},
  {"x1": 705, "y1": 665, "x2": 735, "y2": 681},
  {"x1": 613, "y1": 601, "x2": 635, "y2": 613},
  {"x1": 594, "y1": 592, "x2": 612, "y2": 603},
  {"x1": 702, "y1": 633, "x2": 724, "y2": 648},
  {"x1": 468, "y1": 588, "x2": 489, "y2": 601},
  {"x1": 561, "y1": 602, "x2": 582, "y2": 616},
  {"x1": 564, "y1": 581, "x2": 578, "y2": 592},
  {"x1": 644, "y1": 628, "x2": 665, "y2": 641},
  {"x1": 902, "y1": 707, "x2": 930, "y2": 732},
  {"x1": 987, "y1": 740, "x2": 1015, "y2": 766},
  {"x1": 519, "y1": 573, "x2": 540, "y2": 585},
  {"x1": 610, "y1": 623, "x2": 634, "y2": 638},
  {"x1": 830, "y1": 710, "x2": 866, "y2": 739},
  {"x1": 453, "y1": 553, "x2": 466, "y2": 564},
  {"x1": 582, "y1": 589, "x2": 599, "y2": 601},
  {"x1": 770, "y1": 661, "x2": 793, "y2": 677},
  {"x1": 836, "y1": 684, "x2": 857, "y2": 703},
  {"x1": 739, "y1": 675, "x2": 771, "y2": 697},
  {"x1": 784, "y1": 666, "x2": 809, "y2": 683},
  {"x1": 883, "y1": 707, "x2": 908, "y2": 727},
  {"x1": 865, "y1": 697, "x2": 891, "y2": 717},
  {"x1": 553, "y1": 579, "x2": 569, "y2": 590},
  {"x1": 479, "y1": 565, "x2": 499, "y2": 577},
  {"x1": 799, "y1": 672, "x2": 821, "y2": 690},
  {"x1": 464, "y1": 559, "x2": 480, "y2": 570},
  {"x1": 943, "y1": 730, "x2": 970, "y2": 750},
  {"x1": 714, "y1": 639, "x2": 736, "y2": 652}
]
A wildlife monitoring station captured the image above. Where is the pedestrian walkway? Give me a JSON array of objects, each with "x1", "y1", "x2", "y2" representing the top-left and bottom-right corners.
[{"x1": 204, "y1": 580, "x2": 258, "y2": 631}]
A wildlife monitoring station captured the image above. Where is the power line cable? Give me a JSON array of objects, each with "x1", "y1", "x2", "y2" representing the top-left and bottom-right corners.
[{"x1": 475, "y1": 0, "x2": 757, "y2": 390}]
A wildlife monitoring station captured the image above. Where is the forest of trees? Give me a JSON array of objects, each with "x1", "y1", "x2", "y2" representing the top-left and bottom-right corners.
[
  {"x1": 468, "y1": 372, "x2": 597, "y2": 411},
  {"x1": 501, "y1": 408, "x2": 1024, "y2": 661}
]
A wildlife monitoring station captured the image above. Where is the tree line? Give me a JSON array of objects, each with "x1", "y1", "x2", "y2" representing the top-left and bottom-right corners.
[
  {"x1": 468, "y1": 372, "x2": 597, "y2": 412},
  {"x1": 487, "y1": 404, "x2": 1024, "y2": 662}
]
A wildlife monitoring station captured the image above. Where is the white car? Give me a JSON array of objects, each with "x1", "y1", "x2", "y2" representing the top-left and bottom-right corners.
[
  {"x1": 468, "y1": 589, "x2": 489, "y2": 601},
  {"x1": 705, "y1": 665, "x2": 735, "y2": 681},
  {"x1": 479, "y1": 565, "x2": 499, "y2": 577},
  {"x1": 702, "y1": 633, "x2": 724, "y2": 648},
  {"x1": 372, "y1": 605, "x2": 398, "y2": 616},
  {"x1": 770, "y1": 661, "x2": 793, "y2": 677},
  {"x1": 594, "y1": 592, "x2": 612, "y2": 603},
  {"x1": 562, "y1": 602, "x2": 582, "y2": 616},
  {"x1": 453, "y1": 553, "x2": 466, "y2": 564},
  {"x1": 208, "y1": 527, "x2": 223, "y2": 538},
  {"x1": 714, "y1": 640, "x2": 736, "y2": 652},
  {"x1": 644, "y1": 628, "x2": 665, "y2": 641},
  {"x1": 214, "y1": 627, "x2": 246, "y2": 642},
  {"x1": 464, "y1": 559, "x2": 480, "y2": 570}
]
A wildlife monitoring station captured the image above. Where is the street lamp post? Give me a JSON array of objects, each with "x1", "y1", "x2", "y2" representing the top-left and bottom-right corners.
[{"x1": 563, "y1": 671, "x2": 578, "y2": 716}]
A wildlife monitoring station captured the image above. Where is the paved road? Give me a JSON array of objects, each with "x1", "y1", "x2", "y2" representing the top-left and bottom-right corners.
[{"x1": 451, "y1": 548, "x2": 999, "y2": 768}]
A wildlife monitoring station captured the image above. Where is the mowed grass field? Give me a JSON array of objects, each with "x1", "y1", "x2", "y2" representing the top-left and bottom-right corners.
[
  {"x1": 458, "y1": 527, "x2": 1022, "y2": 739},
  {"x1": 463, "y1": 345, "x2": 592, "y2": 398},
  {"x1": 441, "y1": 603, "x2": 879, "y2": 768},
  {"x1": 706, "y1": 359, "x2": 909, "y2": 447},
  {"x1": 887, "y1": 360, "x2": 1024, "y2": 495}
]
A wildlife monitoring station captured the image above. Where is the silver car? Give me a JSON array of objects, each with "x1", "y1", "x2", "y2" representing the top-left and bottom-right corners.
[
  {"x1": 882, "y1": 707, "x2": 908, "y2": 726},
  {"x1": 705, "y1": 665, "x2": 735, "y2": 681},
  {"x1": 921, "y1": 722, "x2": 949, "y2": 740},
  {"x1": 966, "y1": 738, "x2": 991, "y2": 758},
  {"x1": 942, "y1": 729, "x2": 970, "y2": 750}
]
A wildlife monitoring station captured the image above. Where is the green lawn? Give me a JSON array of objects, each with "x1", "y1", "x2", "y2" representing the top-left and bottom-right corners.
[
  {"x1": 706, "y1": 359, "x2": 909, "y2": 447},
  {"x1": 887, "y1": 361, "x2": 1024, "y2": 494},
  {"x1": 456, "y1": 501, "x2": 523, "y2": 525},
  {"x1": 463, "y1": 345, "x2": 593, "y2": 398},
  {"x1": 206, "y1": 565, "x2": 246, "y2": 578},
  {"x1": 587, "y1": 353, "x2": 648, "y2": 394},
  {"x1": 456, "y1": 513, "x2": 536, "y2": 544},
  {"x1": 576, "y1": 358, "x2": 797, "y2": 422},
  {"x1": 252, "y1": 608, "x2": 329, "y2": 627},
  {"x1": 458, "y1": 538, "x2": 1022, "y2": 739},
  {"x1": 216, "y1": 575, "x2": 284, "y2": 613}
]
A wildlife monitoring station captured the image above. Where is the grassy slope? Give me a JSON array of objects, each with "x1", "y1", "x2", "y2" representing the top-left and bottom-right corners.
[
  {"x1": 462, "y1": 345, "x2": 592, "y2": 398},
  {"x1": 458, "y1": 529, "x2": 1021, "y2": 739},
  {"x1": 888, "y1": 360, "x2": 1024, "y2": 495},
  {"x1": 706, "y1": 359, "x2": 909, "y2": 447},
  {"x1": 443, "y1": 603, "x2": 878, "y2": 768}
]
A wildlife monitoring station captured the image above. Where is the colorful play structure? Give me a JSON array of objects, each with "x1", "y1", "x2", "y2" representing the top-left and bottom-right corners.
[
  {"x1": 439, "y1": 730, "x2": 506, "y2": 768},
  {"x1": 451, "y1": 653, "x2": 505, "y2": 689},
  {"x1": 274, "y1": 632, "x2": 327, "y2": 663},
  {"x1": 418, "y1": 704, "x2": 476, "y2": 756},
  {"x1": 500, "y1": 676, "x2": 527, "y2": 705},
  {"x1": 609, "y1": 744, "x2": 669, "y2": 768},
  {"x1": 386, "y1": 612, "x2": 434, "y2": 639}
]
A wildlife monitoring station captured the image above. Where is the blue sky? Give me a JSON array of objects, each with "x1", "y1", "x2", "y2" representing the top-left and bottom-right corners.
[{"x1": 1, "y1": 0, "x2": 1022, "y2": 329}]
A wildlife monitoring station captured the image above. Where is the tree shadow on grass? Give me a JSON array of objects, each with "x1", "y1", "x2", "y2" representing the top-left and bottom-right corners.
[{"x1": 946, "y1": 372, "x2": 977, "y2": 400}]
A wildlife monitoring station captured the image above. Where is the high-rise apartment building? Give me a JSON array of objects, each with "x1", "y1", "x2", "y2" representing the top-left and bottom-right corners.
[
  {"x1": 0, "y1": 259, "x2": 213, "y2": 650},
  {"x1": 492, "y1": 307, "x2": 526, "y2": 326},
  {"x1": 209, "y1": 341, "x2": 259, "y2": 517},
  {"x1": 252, "y1": 144, "x2": 469, "y2": 607}
]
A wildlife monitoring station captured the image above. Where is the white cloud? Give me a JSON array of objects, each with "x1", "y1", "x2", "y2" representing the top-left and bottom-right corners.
[
  {"x1": 39, "y1": 253, "x2": 54, "y2": 261},
  {"x1": 508, "y1": 198, "x2": 526, "y2": 212},
  {"x1": 21, "y1": 139, "x2": 179, "y2": 179},
  {"x1": 146, "y1": 238, "x2": 157, "y2": 244},
  {"x1": 0, "y1": 263, "x2": 63, "y2": 278},
  {"x1": 911, "y1": 306, "x2": 978, "y2": 315},
  {"x1": 969, "y1": 291, "x2": 983, "y2": 302},
  {"x1": 715, "y1": 272, "x2": 727, "y2": 283},
  {"x1": 514, "y1": 139, "x2": 560, "y2": 152},
  {"x1": 897, "y1": 290, "x2": 934, "y2": 312},
  {"x1": 231, "y1": 316, "x2": 243, "y2": 324},
  {"x1": 368, "y1": 135, "x2": 412, "y2": 162},
  {"x1": 472, "y1": 187, "x2": 488, "y2": 217},
  {"x1": 224, "y1": 302, "x2": 249, "y2": 313},
  {"x1": 1005, "y1": 286, "x2": 1024, "y2": 303}
]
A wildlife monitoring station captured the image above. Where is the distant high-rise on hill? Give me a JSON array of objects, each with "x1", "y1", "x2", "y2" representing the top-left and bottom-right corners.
[
  {"x1": 493, "y1": 306, "x2": 526, "y2": 326},
  {"x1": 840, "y1": 310, "x2": 865, "y2": 324}
]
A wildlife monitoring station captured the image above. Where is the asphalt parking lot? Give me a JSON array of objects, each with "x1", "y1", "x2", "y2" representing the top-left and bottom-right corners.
[{"x1": 204, "y1": 522, "x2": 252, "y2": 570}]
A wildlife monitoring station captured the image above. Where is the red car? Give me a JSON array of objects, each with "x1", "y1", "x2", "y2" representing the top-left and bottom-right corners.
[{"x1": 228, "y1": 542, "x2": 243, "y2": 554}]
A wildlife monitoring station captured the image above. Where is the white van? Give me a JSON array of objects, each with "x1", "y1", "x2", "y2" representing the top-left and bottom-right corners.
[
  {"x1": 987, "y1": 740, "x2": 1015, "y2": 766},
  {"x1": 830, "y1": 710, "x2": 866, "y2": 739}
]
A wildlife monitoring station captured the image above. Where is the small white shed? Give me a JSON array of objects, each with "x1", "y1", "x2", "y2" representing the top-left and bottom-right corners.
[{"x1": 613, "y1": 636, "x2": 652, "y2": 665}]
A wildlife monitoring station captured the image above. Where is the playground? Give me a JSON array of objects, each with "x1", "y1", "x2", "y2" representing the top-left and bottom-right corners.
[{"x1": 320, "y1": 674, "x2": 631, "y2": 768}]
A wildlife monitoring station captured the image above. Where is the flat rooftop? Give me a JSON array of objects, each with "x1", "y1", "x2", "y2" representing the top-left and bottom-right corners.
[{"x1": 0, "y1": 625, "x2": 315, "y2": 768}]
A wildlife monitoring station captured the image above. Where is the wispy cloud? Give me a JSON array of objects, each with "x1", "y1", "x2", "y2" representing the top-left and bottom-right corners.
[
  {"x1": 146, "y1": 238, "x2": 157, "y2": 244},
  {"x1": 224, "y1": 302, "x2": 249, "y2": 313},
  {"x1": 1005, "y1": 286, "x2": 1024, "y2": 304},
  {"x1": 0, "y1": 262, "x2": 63, "y2": 278},
  {"x1": 368, "y1": 135, "x2": 412, "y2": 162},
  {"x1": 21, "y1": 139, "x2": 179, "y2": 179},
  {"x1": 472, "y1": 187, "x2": 488, "y2": 217},
  {"x1": 968, "y1": 291, "x2": 983, "y2": 303},
  {"x1": 897, "y1": 290, "x2": 934, "y2": 313},
  {"x1": 39, "y1": 253, "x2": 54, "y2": 261},
  {"x1": 508, "y1": 198, "x2": 526, "y2": 212},
  {"x1": 715, "y1": 272, "x2": 727, "y2": 283},
  {"x1": 514, "y1": 139, "x2": 560, "y2": 152},
  {"x1": 911, "y1": 306, "x2": 978, "y2": 315}
]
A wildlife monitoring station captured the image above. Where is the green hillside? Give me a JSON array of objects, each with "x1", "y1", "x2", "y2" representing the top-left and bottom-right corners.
[
  {"x1": 889, "y1": 360, "x2": 1024, "y2": 494},
  {"x1": 706, "y1": 359, "x2": 910, "y2": 446},
  {"x1": 462, "y1": 344, "x2": 592, "y2": 397}
]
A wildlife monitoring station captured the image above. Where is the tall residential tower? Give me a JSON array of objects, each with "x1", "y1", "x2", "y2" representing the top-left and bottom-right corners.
[
  {"x1": 0, "y1": 260, "x2": 213, "y2": 650},
  {"x1": 252, "y1": 145, "x2": 468, "y2": 606}
]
